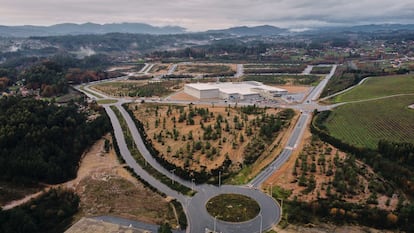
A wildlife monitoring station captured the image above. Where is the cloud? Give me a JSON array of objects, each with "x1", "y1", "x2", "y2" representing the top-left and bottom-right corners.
[{"x1": 0, "y1": 0, "x2": 413, "y2": 30}]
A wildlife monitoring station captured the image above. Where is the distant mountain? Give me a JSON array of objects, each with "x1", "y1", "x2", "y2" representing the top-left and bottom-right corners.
[
  {"x1": 206, "y1": 25, "x2": 287, "y2": 36},
  {"x1": 0, "y1": 23, "x2": 186, "y2": 37},
  {"x1": 314, "y1": 24, "x2": 414, "y2": 33}
]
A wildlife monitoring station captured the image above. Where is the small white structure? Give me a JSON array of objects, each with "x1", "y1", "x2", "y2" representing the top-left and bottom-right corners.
[{"x1": 184, "y1": 81, "x2": 287, "y2": 100}]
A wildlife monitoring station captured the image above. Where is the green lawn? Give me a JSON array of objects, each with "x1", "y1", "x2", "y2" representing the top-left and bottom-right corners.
[
  {"x1": 332, "y1": 75, "x2": 414, "y2": 103},
  {"x1": 324, "y1": 95, "x2": 414, "y2": 149}
]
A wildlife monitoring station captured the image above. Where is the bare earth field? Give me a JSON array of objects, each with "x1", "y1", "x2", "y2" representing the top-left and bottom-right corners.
[
  {"x1": 70, "y1": 135, "x2": 177, "y2": 226},
  {"x1": 129, "y1": 103, "x2": 292, "y2": 176},
  {"x1": 265, "y1": 126, "x2": 398, "y2": 210},
  {"x1": 168, "y1": 90, "x2": 198, "y2": 101}
]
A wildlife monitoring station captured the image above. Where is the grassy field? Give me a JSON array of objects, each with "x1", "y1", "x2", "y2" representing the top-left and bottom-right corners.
[
  {"x1": 244, "y1": 75, "x2": 321, "y2": 86},
  {"x1": 96, "y1": 99, "x2": 118, "y2": 104},
  {"x1": 324, "y1": 95, "x2": 414, "y2": 149},
  {"x1": 332, "y1": 75, "x2": 414, "y2": 103},
  {"x1": 176, "y1": 64, "x2": 233, "y2": 74},
  {"x1": 93, "y1": 81, "x2": 178, "y2": 97},
  {"x1": 206, "y1": 194, "x2": 260, "y2": 222}
]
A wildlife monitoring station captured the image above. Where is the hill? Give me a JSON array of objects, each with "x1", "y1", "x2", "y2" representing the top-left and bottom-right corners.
[
  {"x1": 0, "y1": 22, "x2": 186, "y2": 37},
  {"x1": 207, "y1": 25, "x2": 287, "y2": 36}
]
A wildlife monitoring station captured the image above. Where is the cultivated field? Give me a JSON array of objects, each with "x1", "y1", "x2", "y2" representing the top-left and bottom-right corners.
[
  {"x1": 324, "y1": 96, "x2": 414, "y2": 149},
  {"x1": 332, "y1": 75, "x2": 414, "y2": 103}
]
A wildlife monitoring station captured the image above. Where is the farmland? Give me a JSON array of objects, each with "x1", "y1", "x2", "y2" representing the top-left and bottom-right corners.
[
  {"x1": 331, "y1": 75, "x2": 414, "y2": 103},
  {"x1": 323, "y1": 95, "x2": 414, "y2": 149}
]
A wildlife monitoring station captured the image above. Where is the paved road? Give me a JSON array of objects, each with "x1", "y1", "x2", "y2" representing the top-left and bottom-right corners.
[
  {"x1": 235, "y1": 64, "x2": 244, "y2": 78},
  {"x1": 249, "y1": 113, "x2": 309, "y2": 188},
  {"x1": 168, "y1": 64, "x2": 178, "y2": 75},
  {"x1": 249, "y1": 65, "x2": 337, "y2": 188},
  {"x1": 301, "y1": 65, "x2": 313, "y2": 75},
  {"x1": 75, "y1": 64, "x2": 339, "y2": 233}
]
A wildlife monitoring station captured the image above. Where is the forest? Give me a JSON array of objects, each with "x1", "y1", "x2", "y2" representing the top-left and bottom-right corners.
[
  {"x1": 0, "y1": 96, "x2": 111, "y2": 184},
  {"x1": 0, "y1": 188, "x2": 79, "y2": 233}
]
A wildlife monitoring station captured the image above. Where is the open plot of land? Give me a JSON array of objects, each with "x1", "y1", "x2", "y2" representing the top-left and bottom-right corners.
[
  {"x1": 129, "y1": 103, "x2": 294, "y2": 179},
  {"x1": 324, "y1": 95, "x2": 414, "y2": 149},
  {"x1": 92, "y1": 80, "x2": 181, "y2": 98},
  {"x1": 243, "y1": 75, "x2": 322, "y2": 86},
  {"x1": 332, "y1": 75, "x2": 414, "y2": 103},
  {"x1": 243, "y1": 64, "x2": 307, "y2": 74},
  {"x1": 149, "y1": 63, "x2": 171, "y2": 75},
  {"x1": 266, "y1": 133, "x2": 397, "y2": 210},
  {"x1": 70, "y1": 136, "x2": 177, "y2": 227},
  {"x1": 175, "y1": 63, "x2": 235, "y2": 74}
]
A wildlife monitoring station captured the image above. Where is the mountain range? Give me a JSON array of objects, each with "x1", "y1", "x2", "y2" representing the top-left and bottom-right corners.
[
  {"x1": 1, "y1": 23, "x2": 414, "y2": 38},
  {"x1": 0, "y1": 23, "x2": 186, "y2": 37}
]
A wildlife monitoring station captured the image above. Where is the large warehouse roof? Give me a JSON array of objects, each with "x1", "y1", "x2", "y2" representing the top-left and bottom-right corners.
[{"x1": 185, "y1": 81, "x2": 286, "y2": 94}]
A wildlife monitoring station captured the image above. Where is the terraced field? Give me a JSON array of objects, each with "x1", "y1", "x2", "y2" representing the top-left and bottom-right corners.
[
  {"x1": 332, "y1": 75, "x2": 414, "y2": 103},
  {"x1": 324, "y1": 95, "x2": 414, "y2": 149}
]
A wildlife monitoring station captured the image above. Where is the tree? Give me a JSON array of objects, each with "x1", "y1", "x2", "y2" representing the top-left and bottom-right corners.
[{"x1": 158, "y1": 223, "x2": 172, "y2": 233}]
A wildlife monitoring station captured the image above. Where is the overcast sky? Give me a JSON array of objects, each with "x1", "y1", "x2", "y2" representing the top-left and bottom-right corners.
[{"x1": 0, "y1": 0, "x2": 413, "y2": 31}]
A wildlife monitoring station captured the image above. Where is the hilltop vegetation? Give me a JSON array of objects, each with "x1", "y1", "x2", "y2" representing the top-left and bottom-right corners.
[{"x1": 0, "y1": 97, "x2": 110, "y2": 184}]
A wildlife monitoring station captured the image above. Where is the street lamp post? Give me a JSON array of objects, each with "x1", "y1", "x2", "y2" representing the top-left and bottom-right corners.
[
  {"x1": 214, "y1": 216, "x2": 217, "y2": 233},
  {"x1": 191, "y1": 178, "x2": 195, "y2": 191},
  {"x1": 270, "y1": 182, "x2": 273, "y2": 197},
  {"x1": 259, "y1": 213, "x2": 262, "y2": 233},
  {"x1": 218, "y1": 171, "x2": 221, "y2": 188},
  {"x1": 170, "y1": 169, "x2": 176, "y2": 184}
]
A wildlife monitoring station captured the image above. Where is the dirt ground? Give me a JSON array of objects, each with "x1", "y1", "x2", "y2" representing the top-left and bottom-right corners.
[
  {"x1": 148, "y1": 63, "x2": 172, "y2": 75},
  {"x1": 69, "y1": 135, "x2": 177, "y2": 226},
  {"x1": 130, "y1": 103, "x2": 289, "y2": 174},
  {"x1": 272, "y1": 223, "x2": 399, "y2": 233},
  {"x1": 168, "y1": 91, "x2": 198, "y2": 101},
  {"x1": 275, "y1": 85, "x2": 311, "y2": 94},
  {"x1": 264, "y1": 121, "x2": 399, "y2": 210}
]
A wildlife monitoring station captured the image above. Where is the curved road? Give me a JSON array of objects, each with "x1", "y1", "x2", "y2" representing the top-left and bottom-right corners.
[{"x1": 75, "y1": 65, "x2": 338, "y2": 233}]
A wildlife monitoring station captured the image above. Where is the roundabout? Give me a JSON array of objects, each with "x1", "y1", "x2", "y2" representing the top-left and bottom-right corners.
[{"x1": 187, "y1": 185, "x2": 280, "y2": 233}]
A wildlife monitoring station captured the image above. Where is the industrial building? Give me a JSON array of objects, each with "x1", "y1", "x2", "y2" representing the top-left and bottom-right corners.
[{"x1": 184, "y1": 81, "x2": 287, "y2": 100}]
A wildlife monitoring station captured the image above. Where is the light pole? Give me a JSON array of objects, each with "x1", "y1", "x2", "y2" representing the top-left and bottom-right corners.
[
  {"x1": 278, "y1": 198, "x2": 284, "y2": 221},
  {"x1": 258, "y1": 213, "x2": 262, "y2": 233},
  {"x1": 214, "y1": 216, "x2": 217, "y2": 233},
  {"x1": 170, "y1": 169, "x2": 175, "y2": 184},
  {"x1": 191, "y1": 178, "x2": 195, "y2": 191},
  {"x1": 218, "y1": 171, "x2": 221, "y2": 188},
  {"x1": 270, "y1": 182, "x2": 273, "y2": 197}
]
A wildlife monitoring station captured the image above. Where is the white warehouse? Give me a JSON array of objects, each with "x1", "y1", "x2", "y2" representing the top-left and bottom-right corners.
[{"x1": 184, "y1": 81, "x2": 287, "y2": 100}]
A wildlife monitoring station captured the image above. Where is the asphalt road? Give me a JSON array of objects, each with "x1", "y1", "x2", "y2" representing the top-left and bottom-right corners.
[{"x1": 75, "y1": 65, "x2": 338, "y2": 233}]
